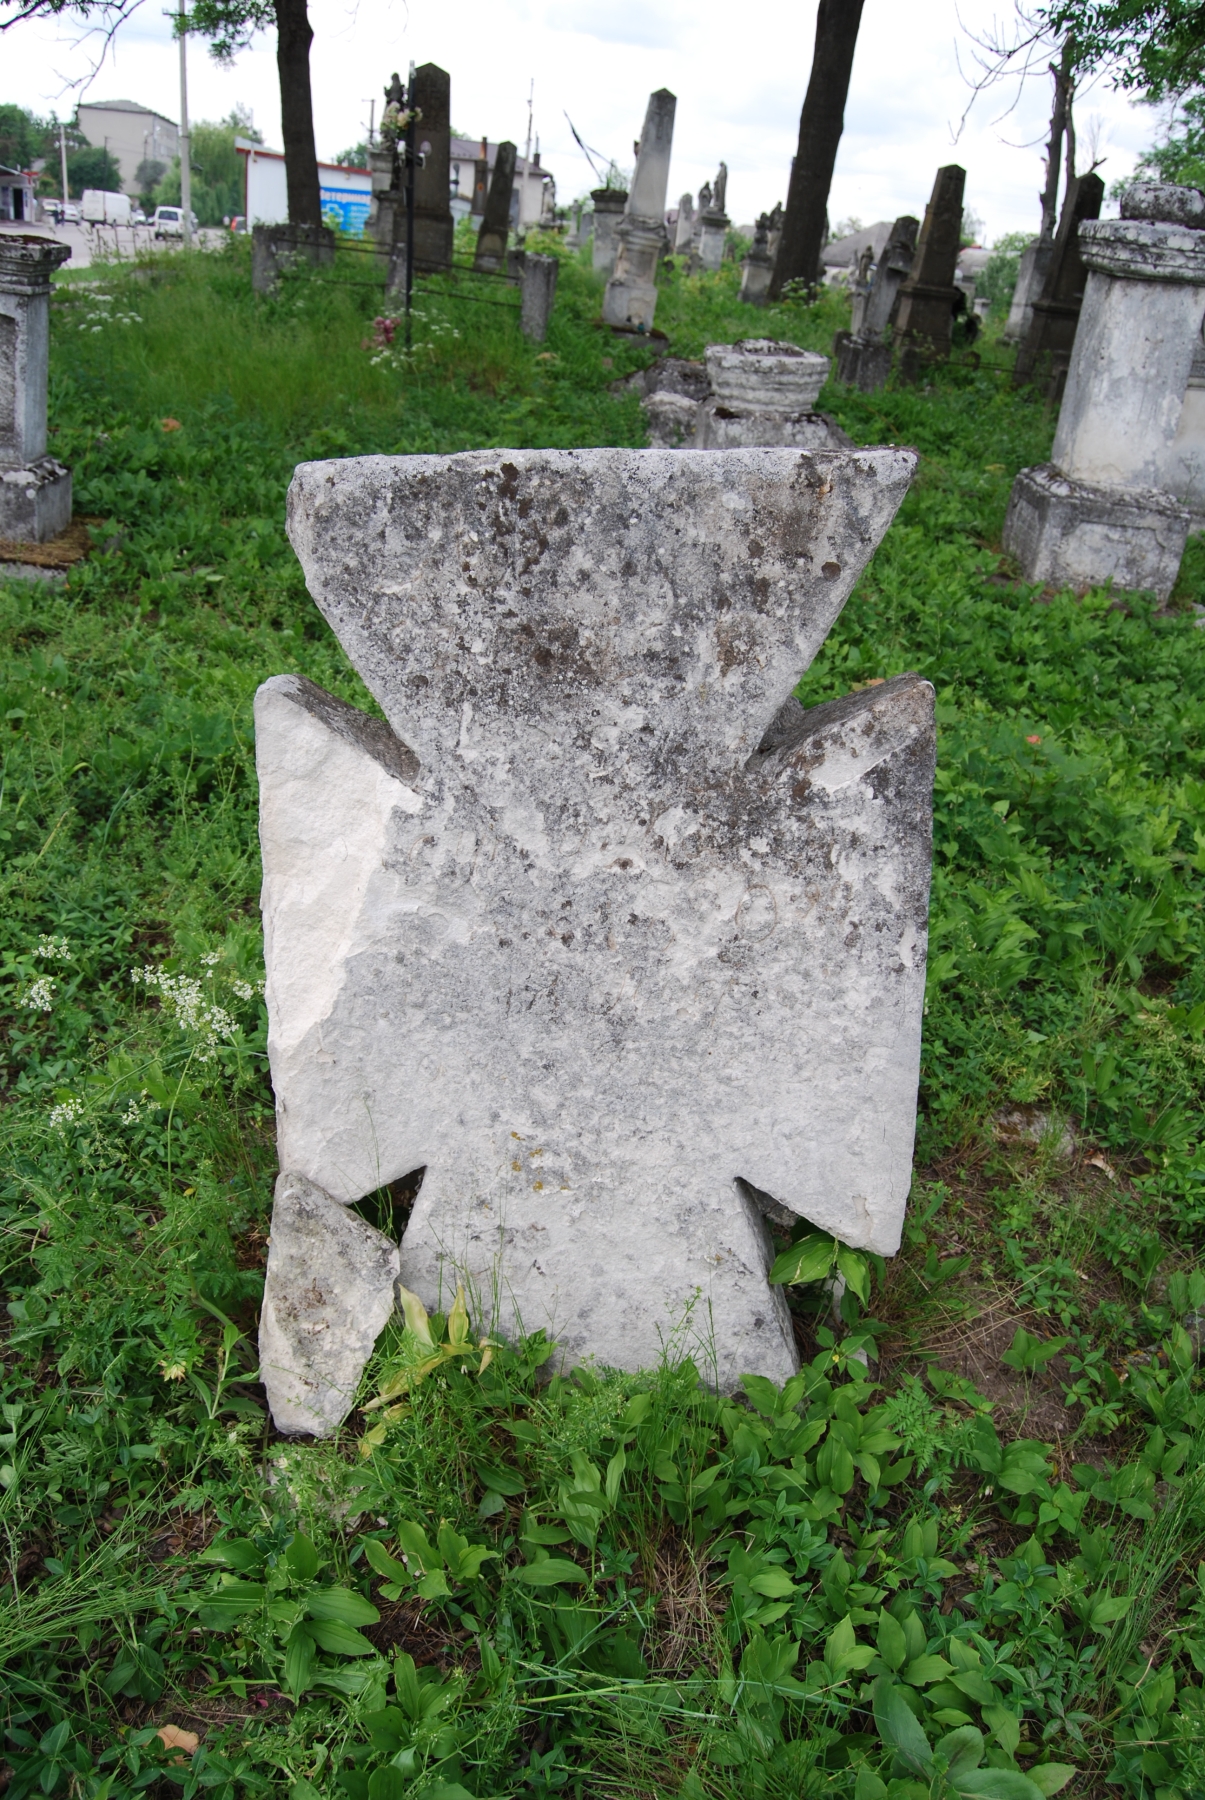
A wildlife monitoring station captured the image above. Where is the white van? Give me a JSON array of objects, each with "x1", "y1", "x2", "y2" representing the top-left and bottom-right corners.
[
  {"x1": 81, "y1": 189, "x2": 132, "y2": 225},
  {"x1": 151, "y1": 205, "x2": 199, "y2": 239}
]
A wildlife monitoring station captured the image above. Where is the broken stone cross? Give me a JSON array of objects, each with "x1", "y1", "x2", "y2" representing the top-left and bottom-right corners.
[
  {"x1": 602, "y1": 89, "x2": 676, "y2": 330},
  {"x1": 474, "y1": 142, "x2": 517, "y2": 273},
  {"x1": 0, "y1": 236, "x2": 72, "y2": 543},
  {"x1": 257, "y1": 445, "x2": 933, "y2": 1435}
]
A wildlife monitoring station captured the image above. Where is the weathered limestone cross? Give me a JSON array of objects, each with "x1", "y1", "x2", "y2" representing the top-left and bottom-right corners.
[{"x1": 257, "y1": 447, "x2": 934, "y2": 1434}]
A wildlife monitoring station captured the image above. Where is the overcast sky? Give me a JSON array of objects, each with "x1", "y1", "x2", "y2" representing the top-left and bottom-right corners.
[{"x1": 3, "y1": 0, "x2": 1164, "y2": 242}]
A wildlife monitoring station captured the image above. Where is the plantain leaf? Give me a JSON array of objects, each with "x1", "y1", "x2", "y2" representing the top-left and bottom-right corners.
[{"x1": 769, "y1": 1231, "x2": 837, "y2": 1287}]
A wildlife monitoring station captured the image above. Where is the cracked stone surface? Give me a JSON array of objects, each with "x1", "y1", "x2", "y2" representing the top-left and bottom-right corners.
[
  {"x1": 259, "y1": 1169, "x2": 400, "y2": 1436},
  {"x1": 258, "y1": 446, "x2": 933, "y2": 1401}
]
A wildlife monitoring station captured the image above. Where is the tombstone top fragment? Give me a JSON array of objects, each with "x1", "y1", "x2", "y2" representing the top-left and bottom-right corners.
[
  {"x1": 286, "y1": 447, "x2": 916, "y2": 775},
  {"x1": 704, "y1": 340, "x2": 829, "y2": 411}
]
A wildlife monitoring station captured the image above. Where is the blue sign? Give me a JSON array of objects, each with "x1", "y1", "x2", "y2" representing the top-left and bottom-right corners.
[{"x1": 320, "y1": 184, "x2": 371, "y2": 236}]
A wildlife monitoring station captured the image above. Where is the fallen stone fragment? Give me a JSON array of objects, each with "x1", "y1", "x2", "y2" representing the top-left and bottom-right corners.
[{"x1": 259, "y1": 1169, "x2": 400, "y2": 1436}]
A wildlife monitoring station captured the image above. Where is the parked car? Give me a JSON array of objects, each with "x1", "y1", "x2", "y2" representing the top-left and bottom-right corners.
[
  {"x1": 131, "y1": 207, "x2": 147, "y2": 226},
  {"x1": 227, "y1": 214, "x2": 247, "y2": 234},
  {"x1": 151, "y1": 206, "x2": 198, "y2": 239},
  {"x1": 43, "y1": 200, "x2": 80, "y2": 224}
]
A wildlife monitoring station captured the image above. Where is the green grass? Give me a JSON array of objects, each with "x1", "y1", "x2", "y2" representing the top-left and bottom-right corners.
[{"x1": 2, "y1": 232, "x2": 1205, "y2": 1800}]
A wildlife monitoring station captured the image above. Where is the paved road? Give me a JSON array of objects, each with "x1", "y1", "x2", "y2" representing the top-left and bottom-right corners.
[{"x1": 0, "y1": 219, "x2": 228, "y2": 271}]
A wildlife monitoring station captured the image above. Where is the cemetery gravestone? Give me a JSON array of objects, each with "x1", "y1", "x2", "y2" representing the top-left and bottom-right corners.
[
  {"x1": 252, "y1": 223, "x2": 335, "y2": 295},
  {"x1": 893, "y1": 166, "x2": 966, "y2": 380},
  {"x1": 695, "y1": 164, "x2": 730, "y2": 274},
  {"x1": 410, "y1": 63, "x2": 454, "y2": 275},
  {"x1": 833, "y1": 216, "x2": 919, "y2": 394},
  {"x1": 674, "y1": 193, "x2": 695, "y2": 254},
  {"x1": 696, "y1": 339, "x2": 850, "y2": 449},
  {"x1": 1166, "y1": 331, "x2": 1205, "y2": 524},
  {"x1": 519, "y1": 253, "x2": 558, "y2": 341},
  {"x1": 1003, "y1": 182, "x2": 1205, "y2": 602},
  {"x1": 1013, "y1": 172, "x2": 1105, "y2": 398},
  {"x1": 739, "y1": 215, "x2": 774, "y2": 306},
  {"x1": 474, "y1": 142, "x2": 517, "y2": 272},
  {"x1": 0, "y1": 236, "x2": 72, "y2": 543},
  {"x1": 603, "y1": 90, "x2": 677, "y2": 331},
  {"x1": 1003, "y1": 239, "x2": 1054, "y2": 344},
  {"x1": 257, "y1": 444, "x2": 933, "y2": 1434},
  {"x1": 591, "y1": 187, "x2": 627, "y2": 277}
]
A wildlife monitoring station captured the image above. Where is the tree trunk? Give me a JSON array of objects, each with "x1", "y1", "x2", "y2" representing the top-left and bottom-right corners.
[
  {"x1": 274, "y1": 0, "x2": 322, "y2": 228},
  {"x1": 1039, "y1": 40, "x2": 1075, "y2": 242},
  {"x1": 768, "y1": 0, "x2": 865, "y2": 301}
]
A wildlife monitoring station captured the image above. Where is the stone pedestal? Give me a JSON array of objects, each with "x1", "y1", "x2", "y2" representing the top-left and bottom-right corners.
[
  {"x1": 695, "y1": 208, "x2": 729, "y2": 273},
  {"x1": 520, "y1": 253, "x2": 558, "y2": 341},
  {"x1": 1013, "y1": 172, "x2": 1104, "y2": 398},
  {"x1": 603, "y1": 90, "x2": 676, "y2": 330},
  {"x1": 1003, "y1": 239, "x2": 1054, "y2": 344},
  {"x1": 832, "y1": 214, "x2": 919, "y2": 394},
  {"x1": 251, "y1": 223, "x2": 335, "y2": 294},
  {"x1": 0, "y1": 236, "x2": 72, "y2": 544},
  {"x1": 410, "y1": 63, "x2": 454, "y2": 275},
  {"x1": 696, "y1": 338, "x2": 846, "y2": 449},
  {"x1": 1003, "y1": 191, "x2": 1205, "y2": 600},
  {"x1": 1166, "y1": 338, "x2": 1205, "y2": 525},
  {"x1": 366, "y1": 149, "x2": 399, "y2": 254},
  {"x1": 893, "y1": 166, "x2": 965, "y2": 379},
  {"x1": 739, "y1": 237, "x2": 773, "y2": 305},
  {"x1": 591, "y1": 187, "x2": 627, "y2": 278},
  {"x1": 474, "y1": 141, "x2": 517, "y2": 271}
]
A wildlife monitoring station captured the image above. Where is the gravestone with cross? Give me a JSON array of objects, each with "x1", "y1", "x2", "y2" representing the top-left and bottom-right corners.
[{"x1": 256, "y1": 446, "x2": 934, "y2": 1434}]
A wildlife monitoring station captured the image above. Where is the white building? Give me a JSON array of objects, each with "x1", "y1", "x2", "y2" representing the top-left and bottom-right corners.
[
  {"x1": 0, "y1": 165, "x2": 37, "y2": 222},
  {"x1": 235, "y1": 140, "x2": 372, "y2": 234},
  {"x1": 77, "y1": 99, "x2": 179, "y2": 194}
]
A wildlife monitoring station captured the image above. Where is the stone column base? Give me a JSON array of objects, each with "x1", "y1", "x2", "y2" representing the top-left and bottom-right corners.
[
  {"x1": 1002, "y1": 463, "x2": 1190, "y2": 603},
  {"x1": 739, "y1": 257, "x2": 772, "y2": 305},
  {"x1": 695, "y1": 402, "x2": 852, "y2": 451},
  {"x1": 834, "y1": 332, "x2": 893, "y2": 393},
  {"x1": 602, "y1": 276, "x2": 657, "y2": 330},
  {"x1": 0, "y1": 456, "x2": 72, "y2": 543},
  {"x1": 251, "y1": 223, "x2": 336, "y2": 294}
]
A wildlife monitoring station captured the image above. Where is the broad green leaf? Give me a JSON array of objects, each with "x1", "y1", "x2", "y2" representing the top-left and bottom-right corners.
[
  {"x1": 904, "y1": 1654, "x2": 954, "y2": 1685},
  {"x1": 304, "y1": 1618, "x2": 377, "y2": 1656},
  {"x1": 363, "y1": 1539, "x2": 410, "y2": 1583},
  {"x1": 508, "y1": 1557, "x2": 587, "y2": 1586},
  {"x1": 854, "y1": 1773, "x2": 888, "y2": 1800},
  {"x1": 306, "y1": 1587, "x2": 379, "y2": 1627},
  {"x1": 836, "y1": 1244, "x2": 871, "y2": 1305},
  {"x1": 474, "y1": 1460, "x2": 526, "y2": 1496},
  {"x1": 446, "y1": 1284, "x2": 472, "y2": 1350},
  {"x1": 1088, "y1": 1595, "x2": 1132, "y2": 1628},
  {"x1": 982, "y1": 1707, "x2": 1021, "y2": 1757},
  {"x1": 290, "y1": 1781, "x2": 324, "y2": 1800},
  {"x1": 935, "y1": 1726, "x2": 984, "y2": 1776},
  {"x1": 283, "y1": 1624, "x2": 316, "y2": 1698},
  {"x1": 769, "y1": 1231, "x2": 836, "y2": 1287},
  {"x1": 367, "y1": 1767, "x2": 409, "y2": 1800},
  {"x1": 871, "y1": 1676, "x2": 932, "y2": 1773},
  {"x1": 200, "y1": 1538, "x2": 262, "y2": 1572},
  {"x1": 196, "y1": 1579, "x2": 265, "y2": 1628},
  {"x1": 395, "y1": 1520, "x2": 441, "y2": 1571},
  {"x1": 396, "y1": 1284, "x2": 436, "y2": 1350},
  {"x1": 286, "y1": 1533, "x2": 320, "y2": 1582},
  {"x1": 1025, "y1": 1765, "x2": 1077, "y2": 1796},
  {"x1": 751, "y1": 1568, "x2": 797, "y2": 1599},
  {"x1": 876, "y1": 1607, "x2": 907, "y2": 1673},
  {"x1": 606, "y1": 1447, "x2": 627, "y2": 1506},
  {"x1": 954, "y1": 1772, "x2": 1045, "y2": 1800}
]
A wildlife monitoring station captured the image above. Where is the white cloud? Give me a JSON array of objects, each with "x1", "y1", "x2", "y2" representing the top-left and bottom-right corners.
[{"x1": 2, "y1": 0, "x2": 1159, "y2": 240}]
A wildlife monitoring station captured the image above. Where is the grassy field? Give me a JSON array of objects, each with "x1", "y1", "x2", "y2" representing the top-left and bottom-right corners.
[{"x1": 2, "y1": 231, "x2": 1205, "y2": 1800}]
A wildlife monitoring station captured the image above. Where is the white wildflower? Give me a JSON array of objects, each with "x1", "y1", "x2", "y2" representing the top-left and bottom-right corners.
[
  {"x1": 201, "y1": 951, "x2": 222, "y2": 967},
  {"x1": 36, "y1": 935, "x2": 72, "y2": 961},
  {"x1": 133, "y1": 964, "x2": 235, "y2": 1060},
  {"x1": 49, "y1": 1098, "x2": 84, "y2": 1129},
  {"x1": 121, "y1": 1089, "x2": 152, "y2": 1124},
  {"x1": 230, "y1": 977, "x2": 263, "y2": 1002},
  {"x1": 22, "y1": 977, "x2": 56, "y2": 1012}
]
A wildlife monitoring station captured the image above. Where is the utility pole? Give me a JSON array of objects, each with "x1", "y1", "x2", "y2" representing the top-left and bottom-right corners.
[
  {"x1": 364, "y1": 97, "x2": 375, "y2": 150},
  {"x1": 521, "y1": 78, "x2": 533, "y2": 240},
  {"x1": 404, "y1": 61, "x2": 416, "y2": 350},
  {"x1": 59, "y1": 121, "x2": 69, "y2": 210},
  {"x1": 178, "y1": 0, "x2": 192, "y2": 247}
]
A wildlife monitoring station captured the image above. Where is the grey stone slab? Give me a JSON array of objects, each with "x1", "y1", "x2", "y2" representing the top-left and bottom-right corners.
[
  {"x1": 260, "y1": 446, "x2": 931, "y2": 1395},
  {"x1": 259, "y1": 1168, "x2": 400, "y2": 1436}
]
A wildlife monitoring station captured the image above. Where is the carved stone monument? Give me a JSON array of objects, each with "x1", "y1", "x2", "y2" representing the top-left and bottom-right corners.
[
  {"x1": 256, "y1": 444, "x2": 933, "y2": 1433},
  {"x1": 674, "y1": 192, "x2": 695, "y2": 254},
  {"x1": 591, "y1": 187, "x2": 627, "y2": 278},
  {"x1": 695, "y1": 163, "x2": 730, "y2": 274},
  {"x1": 833, "y1": 216, "x2": 919, "y2": 393},
  {"x1": 739, "y1": 215, "x2": 774, "y2": 306},
  {"x1": 474, "y1": 142, "x2": 517, "y2": 272},
  {"x1": 603, "y1": 90, "x2": 676, "y2": 330},
  {"x1": 696, "y1": 340, "x2": 849, "y2": 449},
  {"x1": 1003, "y1": 239, "x2": 1054, "y2": 345},
  {"x1": 1003, "y1": 182, "x2": 1205, "y2": 602},
  {"x1": 0, "y1": 236, "x2": 72, "y2": 543},
  {"x1": 893, "y1": 167, "x2": 966, "y2": 379},
  {"x1": 251, "y1": 223, "x2": 336, "y2": 295},
  {"x1": 410, "y1": 63, "x2": 454, "y2": 275},
  {"x1": 1013, "y1": 172, "x2": 1104, "y2": 398},
  {"x1": 520, "y1": 253, "x2": 559, "y2": 342}
]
